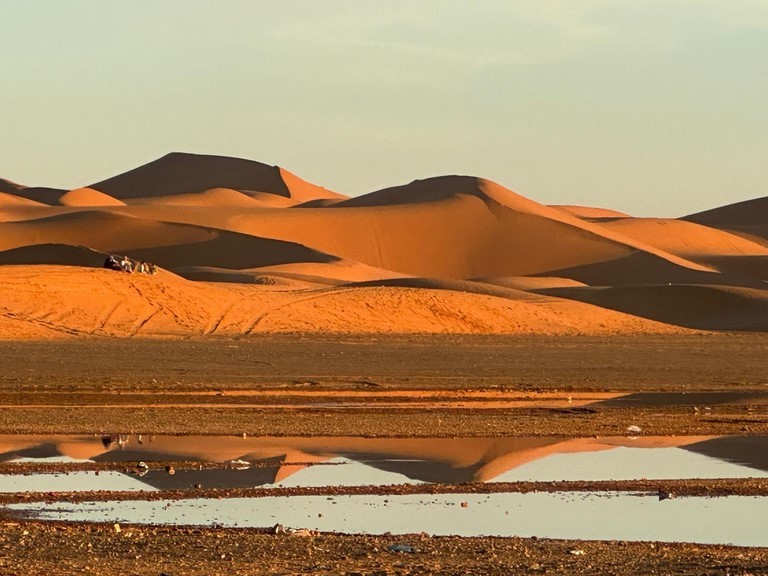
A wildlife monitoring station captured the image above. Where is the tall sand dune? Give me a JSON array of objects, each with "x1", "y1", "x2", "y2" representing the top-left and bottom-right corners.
[
  {"x1": 89, "y1": 152, "x2": 346, "y2": 204},
  {"x1": 0, "y1": 177, "x2": 25, "y2": 193},
  {"x1": 0, "y1": 210, "x2": 337, "y2": 271},
  {"x1": 42, "y1": 172, "x2": 711, "y2": 283},
  {"x1": 1, "y1": 153, "x2": 767, "y2": 337},
  {"x1": 179, "y1": 176, "x2": 704, "y2": 279}
]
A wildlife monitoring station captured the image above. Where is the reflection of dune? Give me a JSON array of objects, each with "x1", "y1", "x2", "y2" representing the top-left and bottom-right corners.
[
  {"x1": 2, "y1": 153, "x2": 768, "y2": 337},
  {"x1": 683, "y1": 436, "x2": 768, "y2": 473},
  {"x1": 0, "y1": 434, "x2": 722, "y2": 484}
]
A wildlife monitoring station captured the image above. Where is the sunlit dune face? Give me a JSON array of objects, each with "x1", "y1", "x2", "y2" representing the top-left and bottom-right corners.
[{"x1": 0, "y1": 157, "x2": 765, "y2": 337}]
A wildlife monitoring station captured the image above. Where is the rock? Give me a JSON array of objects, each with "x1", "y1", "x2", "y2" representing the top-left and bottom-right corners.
[{"x1": 388, "y1": 543, "x2": 417, "y2": 553}]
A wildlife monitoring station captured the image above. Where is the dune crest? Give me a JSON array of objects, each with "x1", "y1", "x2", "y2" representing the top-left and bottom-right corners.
[
  {"x1": 0, "y1": 177, "x2": 25, "y2": 193},
  {"x1": 58, "y1": 188, "x2": 126, "y2": 207},
  {"x1": 1, "y1": 153, "x2": 766, "y2": 337}
]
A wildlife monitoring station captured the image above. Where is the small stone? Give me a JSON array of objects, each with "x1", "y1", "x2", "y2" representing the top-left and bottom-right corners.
[{"x1": 113, "y1": 523, "x2": 121, "y2": 533}]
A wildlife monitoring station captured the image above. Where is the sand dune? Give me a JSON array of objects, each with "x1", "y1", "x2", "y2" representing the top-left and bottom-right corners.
[
  {"x1": 199, "y1": 177, "x2": 662, "y2": 278},
  {"x1": 58, "y1": 188, "x2": 126, "y2": 207},
  {"x1": 0, "y1": 177, "x2": 24, "y2": 193},
  {"x1": 597, "y1": 217, "x2": 768, "y2": 260},
  {"x1": 89, "y1": 152, "x2": 346, "y2": 204},
  {"x1": 0, "y1": 244, "x2": 108, "y2": 268},
  {"x1": 247, "y1": 260, "x2": 411, "y2": 285},
  {"x1": 474, "y1": 276, "x2": 587, "y2": 291},
  {"x1": 0, "y1": 191, "x2": 45, "y2": 208},
  {"x1": 0, "y1": 210, "x2": 338, "y2": 272},
  {"x1": 5, "y1": 186, "x2": 67, "y2": 205},
  {"x1": 540, "y1": 284, "x2": 768, "y2": 331},
  {"x1": 0, "y1": 153, "x2": 766, "y2": 337},
  {"x1": 125, "y1": 188, "x2": 294, "y2": 208},
  {"x1": 539, "y1": 251, "x2": 765, "y2": 288},
  {"x1": 685, "y1": 196, "x2": 768, "y2": 229},
  {"x1": 550, "y1": 205, "x2": 629, "y2": 219},
  {"x1": 684, "y1": 196, "x2": 768, "y2": 241},
  {"x1": 0, "y1": 265, "x2": 686, "y2": 339}
]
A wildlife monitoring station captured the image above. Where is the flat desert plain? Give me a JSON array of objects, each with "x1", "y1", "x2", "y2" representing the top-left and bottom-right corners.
[{"x1": 1, "y1": 153, "x2": 768, "y2": 574}]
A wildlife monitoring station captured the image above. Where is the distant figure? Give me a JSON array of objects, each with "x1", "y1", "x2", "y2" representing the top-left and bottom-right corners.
[
  {"x1": 103, "y1": 254, "x2": 158, "y2": 275},
  {"x1": 103, "y1": 255, "x2": 122, "y2": 271}
]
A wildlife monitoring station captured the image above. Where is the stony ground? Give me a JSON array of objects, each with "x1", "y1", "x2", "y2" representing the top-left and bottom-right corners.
[{"x1": 2, "y1": 334, "x2": 768, "y2": 574}]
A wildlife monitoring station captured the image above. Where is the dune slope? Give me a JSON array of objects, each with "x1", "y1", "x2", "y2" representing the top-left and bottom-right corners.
[
  {"x1": 89, "y1": 152, "x2": 345, "y2": 205},
  {"x1": 0, "y1": 266, "x2": 687, "y2": 339},
  {"x1": 1, "y1": 153, "x2": 766, "y2": 337}
]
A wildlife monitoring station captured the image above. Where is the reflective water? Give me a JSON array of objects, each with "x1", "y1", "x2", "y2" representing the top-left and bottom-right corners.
[
  {"x1": 3, "y1": 435, "x2": 768, "y2": 492},
  {"x1": 9, "y1": 492, "x2": 768, "y2": 547}
]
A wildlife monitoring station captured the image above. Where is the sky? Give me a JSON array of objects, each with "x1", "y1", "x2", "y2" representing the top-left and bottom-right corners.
[{"x1": 1, "y1": 1, "x2": 766, "y2": 217}]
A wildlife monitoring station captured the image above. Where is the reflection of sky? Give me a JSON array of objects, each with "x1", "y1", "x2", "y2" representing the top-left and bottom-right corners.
[
  {"x1": 274, "y1": 458, "x2": 422, "y2": 488},
  {"x1": 493, "y1": 447, "x2": 768, "y2": 483},
  {"x1": 0, "y1": 471, "x2": 156, "y2": 493},
  {"x1": 4, "y1": 447, "x2": 768, "y2": 493},
  {"x1": 10, "y1": 492, "x2": 768, "y2": 547}
]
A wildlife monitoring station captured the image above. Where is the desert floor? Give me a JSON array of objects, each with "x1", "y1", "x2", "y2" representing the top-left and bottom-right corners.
[{"x1": 2, "y1": 334, "x2": 768, "y2": 575}]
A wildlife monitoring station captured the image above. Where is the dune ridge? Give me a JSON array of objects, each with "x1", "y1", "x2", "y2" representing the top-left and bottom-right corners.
[{"x1": 0, "y1": 152, "x2": 766, "y2": 338}]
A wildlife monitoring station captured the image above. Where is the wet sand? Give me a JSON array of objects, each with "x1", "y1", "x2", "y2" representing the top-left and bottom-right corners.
[{"x1": 2, "y1": 334, "x2": 768, "y2": 574}]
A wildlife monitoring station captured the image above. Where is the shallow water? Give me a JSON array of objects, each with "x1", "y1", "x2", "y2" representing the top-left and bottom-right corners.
[
  {"x1": 9, "y1": 491, "x2": 768, "y2": 547},
  {"x1": 3, "y1": 434, "x2": 768, "y2": 492}
]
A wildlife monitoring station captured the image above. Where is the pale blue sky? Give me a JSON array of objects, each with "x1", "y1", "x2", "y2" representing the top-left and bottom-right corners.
[{"x1": 1, "y1": 1, "x2": 766, "y2": 216}]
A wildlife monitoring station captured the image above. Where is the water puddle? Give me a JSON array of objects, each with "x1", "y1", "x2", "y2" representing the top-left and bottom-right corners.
[
  {"x1": 2, "y1": 434, "x2": 768, "y2": 492},
  {"x1": 595, "y1": 391, "x2": 768, "y2": 408},
  {"x1": 8, "y1": 491, "x2": 768, "y2": 547}
]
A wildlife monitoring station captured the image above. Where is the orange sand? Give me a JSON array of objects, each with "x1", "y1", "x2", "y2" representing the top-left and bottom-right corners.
[{"x1": 0, "y1": 152, "x2": 766, "y2": 338}]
